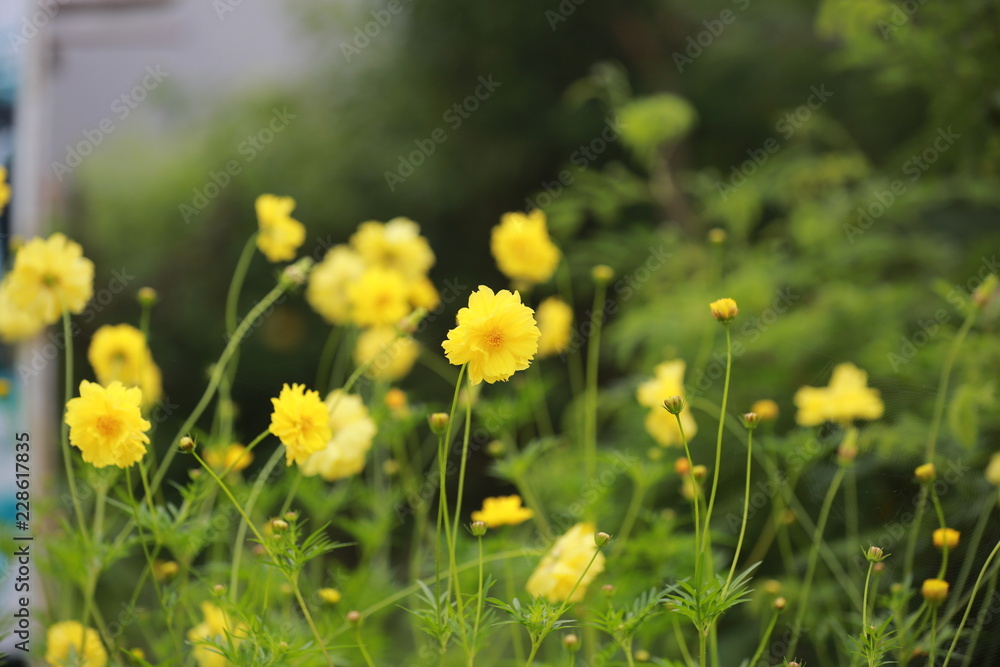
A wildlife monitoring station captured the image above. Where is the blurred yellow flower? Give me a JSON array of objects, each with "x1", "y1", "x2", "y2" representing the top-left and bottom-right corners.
[
  {"x1": 255, "y1": 194, "x2": 305, "y2": 263},
  {"x1": 709, "y1": 297, "x2": 739, "y2": 323},
  {"x1": 750, "y1": 399, "x2": 779, "y2": 421},
  {"x1": 526, "y1": 522, "x2": 606, "y2": 602},
  {"x1": 921, "y1": 578, "x2": 949, "y2": 604},
  {"x1": 45, "y1": 621, "x2": 107, "y2": 667},
  {"x1": 152, "y1": 560, "x2": 180, "y2": 580},
  {"x1": 637, "y1": 360, "x2": 697, "y2": 446},
  {"x1": 300, "y1": 390, "x2": 376, "y2": 481},
  {"x1": 490, "y1": 210, "x2": 560, "y2": 285},
  {"x1": 88, "y1": 324, "x2": 162, "y2": 407},
  {"x1": 442, "y1": 285, "x2": 540, "y2": 385},
  {"x1": 204, "y1": 443, "x2": 253, "y2": 472},
  {"x1": 65, "y1": 380, "x2": 150, "y2": 468},
  {"x1": 269, "y1": 383, "x2": 332, "y2": 466},
  {"x1": 933, "y1": 528, "x2": 960, "y2": 550},
  {"x1": 319, "y1": 588, "x2": 342, "y2": 604},
  {"x1": 188, "y1": 602, "x2": 246, "y2": 667},
  {"x1": 0, "y1": 279, "x2": 45, "y2": 342},
  {"x1": 794, "y1": 362, "x2": 884, "y2": 426},
  {"x1": 409, "y1": 275, "x2": 441, "y2": 310},
  {"x1": 350, "y1": 217, "x2": 435, "y2": 280},
  {"x1": 536, "y1": 296, "x2": 574, "y2": 357},
  {"x1": 348, "y1": 266, "x2": 411, "y2": 327},
  {"x1": 986, "y1": 453, "x2": 1000, "y2": 486},
  {"x1": 471, "y1": 495, "x2": 534, "y2": 528},
  {"x1": 4, "y1": 233, "x2": 94, "y2": 324},
  {"x1": 306, "y1": 245, "x2": 366, "y2": 325},
  {"x1": 385, "y1": 387, "x2": 408, "y2": 413},
  {"x1": 354, "y1": 326, "x2": 419, "y2": 382},
  {"x1": 0, "y1": 166, "x2": 10, "y2": 214}
]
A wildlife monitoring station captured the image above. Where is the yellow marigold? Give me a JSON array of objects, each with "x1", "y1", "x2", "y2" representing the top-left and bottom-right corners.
[
  {"x1": 269, "y1": 383, "x2": 332, "y2": 466},
  {"x1": 637, "y1": 360, "x2": 697, "y2": 446},
  {"x1": 409, "y1": 275, "x2": 441, "y2": 310},
  {"x1": 65, "y1": 380, "x2": 150, "y2": 468},
  {"x1": 536, "y1": 296, "x2": 574, "y2": 358},
  {"x1": 300, "y1": 390, "x2": 377, "y2": 480},
  {"x1": 45, "y1": 621, "x2": 107, "y2": 667},
  {"x1": 306, "y1": 245, "x2": 365, "y2": 325},
  {"x1": 4, "y1": 233, "x2": 94, "y2": 324},
  {"x1": 348, "y1": 266, "x2": 410, "y2": 327},
  {"x1": 441, "y1": 285, "x2": 541, "y2": 385},
  {"x1": 471, "y1": 495, "x2": 535, "y2": 528},
  {"x1": 526, "y1": 522, "x2": 606, "y2": 602},
  {"x1": 87, "y1": 324, "x2": 162, "y2": 406},
  {"x1": 0, "y1": 166, "x2": 10, "y2": 214},
  {"x1": 921, "y1": 578, "x2": 949, "y2": 605},
  {"x1": 350, "y1": 217, "x2": 435, "y2": 280},
  {"x1": 933, "y1": 528, "x2": 960, "y2": 550},
  {"x1": 354, "y1": 326, "x2": 419, "y2": 381},
  {"x1": 709, "y1": 297, "x2": 739, "y2": 323},
  {"x1": 986, "y1": 453, "x2": 1000, "y2": 486},
  {"x1": 319, "y1": 588, "x2": 342, "y2": 604},
  {"x1": 0, "y1": 278, "x2": 45, "y2": 342},
  {"x1": 255, "y1": 194, "x2": 305, "y2": 263},
  {"x1": 751, "y1": 399, "x2": 779, "y2": 421},
  {"x1": 204, "y1": 443, "x2": 253, "y2": 472},
  {"x1": 490, "y1": 209, "x2": 560, "y2": 285},
  {"x1": 793, "y1": 362, "x2": 884, "y2": 426},
  {"x1": 187, "y1": 602, "x2": 247, "y2": 667}
]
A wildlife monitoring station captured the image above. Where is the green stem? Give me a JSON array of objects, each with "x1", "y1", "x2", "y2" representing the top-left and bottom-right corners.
[
  {"x1": 315, "y1": 326, "x2": 343, "y2": 395},
  {"x1": 354, "y1": 623, "x2": 377, "y2": 667},
  {"x1": 724, "y1": 426, "x2": 753, "y2": 593},
  {"x1": 862, "y1": 562, "x2": 874, "y2": 631},
  {"x1": 614, "y1": 478, "x2": 649, "y2": 557},
  {"x1": 952, "y1": 489, "x2": 996, "y2": 607},
  {"x1": 469, "y1": 536, "x2": 485, "y2": 666},
  {"x1": 943, "y1": 537, "x2": 1000, "y2": 667},
  {"x1": 702, "y1": 325, "x2": 733, "y2": 566},
  {"x1": 931, "y1": 488, "x2": 950, "y2": 578},
  {"x1": 788, "y1": 464, "x2": 847, "y2": 658},
  {"x1": 676, "y1": 414, "x2": 702, "y2": 585},
  {"x1": 225, "y1": 234, "x2": 259, "y2": 336},
  {"x1": 929, "y1": 606, "x2": 939, "y2": 666},
  {"x1": 745, "y1": 608, "x2": 779, "y2": 667},
  {"x1": 229, "y1": 446, "x2": 284, "y2": 600},
  {"x1": 583, "y1": 278, "x2": 608, "y2": 519},
  {"x1": 292, "y1": 582, "x2": 335, "y2": 666},
  {"x1": 60, "y1": 310, "x2": 90, "y2": 548},
  {"x1": 698, "y1": 630, "x2": 708, "y2": 667}
]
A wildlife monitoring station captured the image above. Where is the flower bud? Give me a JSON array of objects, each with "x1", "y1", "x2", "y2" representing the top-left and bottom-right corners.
[
  {"x1": 284, "y1": 511, "x2": 298, "y2": 522},
  {"x1": 592, "y1": 265, "x2": 614, "y2": 284},
  {"x1": 763, "y1": 579, "x2": 782, "y2": 595},
  {"x1": 773, "y1": 596, "x2": 787, "y2": 611},
  {"x1": 663, "y1": 395, "x2": 684, "y2": 415},
  {"x1": 470, "y1": 520, "x2": 488, "y2": 537},
  {"x1": 271, "y1": 519, "x2": 289, "y2": 532},
  {"x1": 281, "y1": 257, "x2": 313, "y2": 287},
  {"x1": 385, "y1": 388, "x2": 407, "y2": 412},
  {"x1": 692, "y1": 464, "x2": 708, "y2": 481},
  {"x1": 319, "y1": 588, "x2": 341, "y2": 604},
  {"x1": 921, "y1": 578, "x2": 949, "y2": 605},
  {"x1": 933, "y1": 528, "x2": 960, "y2": 550},
  {"x1": 674, "y1": 457, "x2": 691, "y2": 476},
  {"x1": 179, "y1": 436, "x2": 196, "y2": 453},
  {"x1": 487, "y1": 440, "x2": 507, "y2": 457},
  {"x1": 708, "y1": 228, "x2": 727, "y2": 244},
  {"x1": 709, "y1": 297, "x2": 739, "y2": 323},
  {"x1": 137, "y1": 287, "x2": 158, "y2": 307},
  {"x1": 595, "y1": 531, "x2": 612, "y2": 547},
  {"x1": 915, "y1": 463, "x2": 936, "y2": 483},
  {"x1": 865, "y1": 546, "x2": 886, "y2": 562},
  {"x1": 602, "y1": 584, "x2": 615, "y2": 595},
  {"x1": 346, "y1": 610, "x2": 362, "y2": 625},
  {"x1": 873, "y1": 562, "x2": 885, "y2": 574},
  {"x1": 742, "y1": 412, "x2": 760, "y2": 430},
  {"x1": 634, "y1": 649, "x2": 651, "y2": 662},
  {"x1": 428, "y1": 413, "x2": 449, "y2": 435},
  {"x1": 563, "y1": 633, "x2": 580, "y2": 651},
  {"x1": 212, "y1": 584, "x2": 226, "y2": 596},
  {"x1": 972, "y1": 274, "x2": 998, "y2": 308}
]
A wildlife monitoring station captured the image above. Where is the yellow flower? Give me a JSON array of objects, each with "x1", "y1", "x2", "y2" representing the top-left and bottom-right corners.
[
  {"x1": 637, "y1": 360, "x2": 697, "y2": 446},
  {"x1": 354, "y1": 326, "x2": 419, "y2": 381},
  {"x1": 933, "y1": 528, "x2": 960, "y2": 550},
  {"x1": 471, "y1": 495, "x2": 535, "y2": 528},
  {"x1": 350, "y1": 217, "x2": 435, "y2": 280},
  {"x1": 65, "y1": 380, "x2": 151, "y2": 468},
  {"x1": 915, "y1": 462, "x2": 936, "y2": 483},
  {"x1": 152, "y1": 560, "x2": 180, "y2": 580},
  {"x1": 45, "y1": 621, "x2": 107, "y2": 667},
  {"x1": 300, "y1": 390, "x2": 377, "y2": 480},
  {"x1": 986, "y1": 453, "x2": 1000, "y2": 486},
  {"x1": 348, "y1": 266, "x2": 411, "y2": 327},
  {"x1": 255, "y1": 194, "x2": 305, "y2": 263},
  {"x1": 306, "y1": 245, "x2": 365, "y2": 325},
  {"x1": 319, "y1": 588, "x2": 342, "y2": 604},
  {"x1": 187, "y1": 602, "x2": 247, "y2": 667},
  {"x1": 0, "y1": 278, "x2": 45, "y2": 342},
  {"x1": 204, "y1": 443, "x2": 253, "y2": 472},
  {"x1": 526, "y1": 522, "x2": 606, "y2": 602},
  {"x1": 921, "y1": 578, "x2": 949, "y2": 605},
  {"x1": 269, "y1": 383, "x2": 332, "y2": 466},
  {"x1": 794, "y1": 362, "x2": 884, "y2": 426},
  {"x1": 4, "y1": 233, "x2": 94, "y2": 324},
  {"x1": 709, "y1": 297, "x2": 739, "y2": 323},
  {"x1": 0, "y1": 166, "x2": 10, "y2": 214},
  {"x1": 441, "y1": 285, "x2": 541, "y2": 385},
  {"x1": 750, "y1": 399, "x2": 779, "y2": 421},
  {"x1": 490, "y1": 210, "x2": 560, "y2": 285},
  {"x1": 385, "y1": 388, "x2": 408, "y2": 413},
  {"x1": 409, "y1": 275, "x2": 441, "y2": 310},
  {"x1": 536, "y1": 296, "x2": 574, "y2": 358},
  {"x1": 88, "y1": 324, "x2": 162, "y2": 406}
]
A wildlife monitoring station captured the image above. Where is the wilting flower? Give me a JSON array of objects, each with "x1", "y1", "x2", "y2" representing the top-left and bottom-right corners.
[
  {"x1": 204, "y1": 443, "x2": 253, "y2": 472},
  {"x1": 526, "y1": 522, "x2": 606, "y2": 602},
  {"x1": 88, "y1": 324, "x2": 162, "y2": 407},
  {"x1": 536, "y1": 296, "x2": 574, "y2": 357},
  {"x1": 0, "y1": 280, "x2": 45, "y2": 342},
  {"x1": 921, "y1": 578, "x2": 949, "y2": 604},
  {"x1": 471, "y1": 495, "x2": 534, "y2": 528},
  {"x1": 637, "y1": 360, "x2": 698, "y2": 446},
  {"x1": 300, "y1": 390, "x2": 377, "y2": 481},
  {"x1": 350, "y1": 217, "x2": 435, "y2": 280},
  {"x1": 188, "y1": 602, "x2": 247, "y2": 667},
  {"x1": 354, "y1": 326, "x2": 419, "y2": 381},
  {"x1": 45, "y1": 621, "x2": 107, "y2": 667},
  {"x1": 490, "y1": 210, "x2": 560, "y2": 285},
  {"x1": 3, "y1": 233, "x2": 94, "y2": 324},
  {"x1": 65, "y1": 380, "x2": 151, "y2": 468},
  {"x1": 255, "y1": 194, "x2": 305, "y2": 262},
  {"x1": 442, "y1": 285, "x2": 541, "y2": 384},
  {"x1": 269, "y1": 384, "x2": 332, "y2": 466},
  {"x1": 348, "y1": 266, "x2": 411, "y2": 327},
  {"x1": 794, "y1": 362, "x2": 884, "y2": 426},
  {"x1": 709, "y1": 298, "x2": 739, "y2": 323},
  {"x1": 306, "y1": 245, "x2": 366, "y2": 325},
  {"x1": 933, "y1": 528, "x2": 960, "y2": 550}
]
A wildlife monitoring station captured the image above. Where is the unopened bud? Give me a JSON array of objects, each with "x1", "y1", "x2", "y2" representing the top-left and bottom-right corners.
[
  {"x1": 179, "y1": 436, "x2": 195, "y2": 453},
  {"x1": 271, "y1": 519, "x2": 289, "y2": 532},
  {"x1": 595, "y1": 531, "x2": 612, "y2": 547},
  {"x1": 470, "y1": 520, "x2": 487, "y2": 537},
  {"x1": 691, "y1": 464, "x2": 708, "y2": 481},
  {"x1": 487, "y1": 440, "x2": 506, "y2": 457},
  {"x1": 281, "y1": 257, "x2": 313, "y2": 286},
  {"x1": 563, "y1": 633, "x2": 580, "y2": 650},
  {"x1": 429, "y1": 413, "x2": 449, "y2": 435},
  {"x1": 773, "y1": 596, "x2": 787, "y2": 611},
  {"x1": 674, "y1": 457, "x2": 691, "y2": 476},
  {"x1": 973, "y1": 274, "x2": 998, "y2": 308},
  {"x1": 709, "y1": 297, "x2": 739, "y2": 323},
  {"x1": 915, "y1": 463, "x2": 936, "y2": 483},
  {"x1": 602, "y1": 584, "x2": 614, "y2": 595},
  {"x1": 212, "y1": 584, "x2": 226, "y2": 596},
  {"x1": 346, "y1": 610, "x2": 362, "y2": 625},
  {"x1": 663, "y1": 395, "x2": 684, "y2": 415},
  {"x1": 137, "y1": 287, "x2": 158, "y2": 307},
  {"x1": 865, "y1": 545, "x2": 886, "y2": 562},
  {"x1": 592, "y1": 265, "x2": 614, "y2": 284},
  {"x1": 742, "y1": 412, "x2": 760, "y2": 430}
]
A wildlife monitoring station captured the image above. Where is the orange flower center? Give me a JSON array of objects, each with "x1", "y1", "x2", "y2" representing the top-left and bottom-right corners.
[
  {"x1": 485, "y1": 328, "x2": 505, "y2": 349},
  {"x1": 96, "y1": 414, "x2": 121, "y2": 439}
]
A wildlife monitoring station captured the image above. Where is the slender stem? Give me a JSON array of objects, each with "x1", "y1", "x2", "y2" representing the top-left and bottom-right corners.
[
  {"x1": 724, "y1": 426, "x2": 753, "y2": 593},
  {"x1": 671, "y1": 615, "x2": 696, "y2": 667},
  {"x1": 354, "y1": 623, "x2": 377, "y2": 667},
  {"x1": 942, "y1": 537, "x2": 1000, "y2": 667},
  {"x1": 862, "y1": 562, "x2": 874, "y2": 630},
  {"x1": 469, "y1": 536, "x2": 485, "y2": 666},
  {"x1": 788, "y1": 464, "x2": 847, "y2": 658},
  {"x1": 60, "y1": 311, "x2": 90, "y2": 548},
  {"x1": 528, "y1": 361, "x2": 555, "y2": 438},
  {"x1": 676, "y1": 414, "x2": 702, "y2": 584},
  {"x1": 315, "y1": 326, "x2": 343, "y2": 395},
  {"x1": 931, "y1": 489, "x2": 950, "y2": 578},
  {"x1": 926, "y1": 310, "x2": 976, "y2": 462},
  {"x1": 583, "y1": 278, "x2": 608, "y2": 519},
  {"x1": 929, "y1": 606, "x2": 939, "y2": 666},
  {"x1": 512, "y1": 467, "x2": 553, "y2": 541},
  {"x1": 229, "y1": 446, "x2": 284, "y2": 599},
  {"x1": 293, "y1": 583, "x2": 335, "y2": 666},
  {"x1": 698, "y1": 630, "x2": 708, "y2": 667},
  {"x1": 952, "y1": 489, "x2": 995, "y2": 606},
  {"x1": 614, "y1": 479, "x2": 649, "y2": 555},
  {"x1": 450, "y1": 371, "x2": 475, "y2": 560},
  {"x1": 745, "y1": 608, "x2": 779, "y2": 667},
  {"x1": 225, "y1": 234, "x2": 258, "y2": 336},
  {"x1": 702, "y1": 325, "x2": 733, "y2": 564}
]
